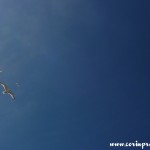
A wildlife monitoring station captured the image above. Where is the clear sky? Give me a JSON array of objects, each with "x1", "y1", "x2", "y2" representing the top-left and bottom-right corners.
[{"x1": 0, "y1": 0, "x2": 150, "y2": 150}]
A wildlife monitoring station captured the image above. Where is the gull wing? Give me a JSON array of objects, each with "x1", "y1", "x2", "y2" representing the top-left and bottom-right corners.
[
  {"x1": 0, "y1": 82, "x2": 9, "y2": 91},
  {"x1": 8, "y1": 91, "x2": 15, "y2": 100}
]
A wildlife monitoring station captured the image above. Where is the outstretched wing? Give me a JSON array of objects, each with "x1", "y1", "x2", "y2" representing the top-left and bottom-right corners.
[
  {"x1": 0, "y1": 82, "x2": 8, "y2": 91},
  {"x1": 8, "y1": 91, "x2": 15, "y2": 100}
]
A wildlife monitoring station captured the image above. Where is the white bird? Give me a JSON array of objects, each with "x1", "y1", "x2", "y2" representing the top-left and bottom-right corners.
[{"x1": 0, "y1": 81, "x2": 15, "y2": 100}]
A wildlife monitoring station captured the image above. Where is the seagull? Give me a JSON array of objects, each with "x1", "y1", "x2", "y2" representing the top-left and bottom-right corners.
[{"x1": 0, "y1": 81, "x2": 15, "y2": 100}]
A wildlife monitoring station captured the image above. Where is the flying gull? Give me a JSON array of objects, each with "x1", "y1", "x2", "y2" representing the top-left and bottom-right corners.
[{"x1": 0, "y1": 81, "x2": 15, "y2": 100}]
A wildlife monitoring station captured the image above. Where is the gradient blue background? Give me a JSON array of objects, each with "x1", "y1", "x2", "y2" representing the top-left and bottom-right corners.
[{"x1": 0, "y1": 0, "x2": 150, "y2": 149}]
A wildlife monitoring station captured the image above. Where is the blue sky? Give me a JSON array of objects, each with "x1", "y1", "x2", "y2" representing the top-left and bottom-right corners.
[{"x1": 0, "y1": 0, "x2": 150, "y2": 150}]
